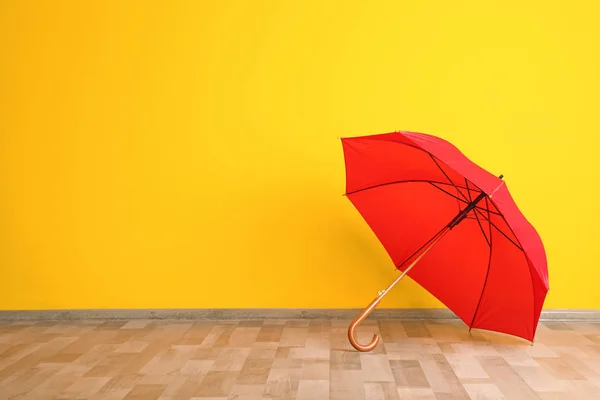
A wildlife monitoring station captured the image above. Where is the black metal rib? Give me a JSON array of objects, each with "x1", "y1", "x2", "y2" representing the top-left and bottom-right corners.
[
  {"x1": 464, "y1": 180, "x2": 473, "y2": 208},
  {"x1": 396, "y1": 183, "x2": 487, "y2": 271},
  {"x1": 473, "y1": 207, "x2": 491, "y2": 246},
  {"x1": 475, "y1": 206, "x2": 502, "y2": 216},
  {"x1": 462, "y1": 178, "x2": 471, "y2": 212},
  {"x1": 429, "y1": 183, "x2": 469, "y2": 204},
  {"x1": 467, "y1": 179, "x2": 490, "y2": 246},
  {"x1": 486, "y1": 197, "x2": 493, "y2": 246},
  {"x1": 429, "y1": 154, "x2": 469, "y2": 202},
  {"x1": 478, "y1": 199, "x2": 537, "y2": 341},
  {"x1": 465, "y1": 178, "x2": 473, "y2": 202},
  {"x1": 474, "y1": 212, "x2": 492, "y2": 246},
  {"x1": 474, "y1": 209, "x2": 524, "y2": 251},
  {"x1": 470, "y1": 197, "x2": 494, "y2": 328},
  {"x1": 353, "y1": 135, "x2": 487, "y2": 197},
  {"x1": 345, "y1": 179, "x2": 472, "y2": 196}
]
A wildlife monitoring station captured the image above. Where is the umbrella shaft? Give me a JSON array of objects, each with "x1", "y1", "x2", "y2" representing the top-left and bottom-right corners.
[
  {"x1": 449, "y1": 191, "x2": 487, "y2": 229},
  {"x1": 347, "y1": 225, "x2": 450, "y2": 352},
  {"x1": 381, "y1": 226, "x2": 450, "y2": 296}
]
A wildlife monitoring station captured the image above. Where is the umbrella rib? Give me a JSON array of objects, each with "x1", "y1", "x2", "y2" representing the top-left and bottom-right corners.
[
  {"x1": 474, "y1": 209, "x2": 524, "y2": 251},
  {"x1": 526, "y1": 252, "x2": 537, "y2": 341},
  {"x1": 466, "y1": 178, "x2": 491, "y2": 245},
  {"x1": 429, "y1": 154, "x2": 470, "y2": 202},
  {"x1": 371, "y1": 137, "x2": 488, "y2": 196},
  {"x1": 473, "y1": 207, "x2": 491, "y2": 246},
  {"x1": 485, "y1": 198, "x2": 493, "y2": 244},
  {"x1": 470, "y1": 197, "x2": 494, "y2": 329},
  {"x1": 475, "y1": 205, "x2": 502, "y2": 216},
  {"x1": 465, "y1": 178, "x2": 473, "y2": 202},
  {"x1": 429, "y1": 183, "x2": 469, "y2": 204},
  {"x1": 463, "y1": 178, "x2": 472, "y2": 212},
  {"x1": 345, "y1": 179, "x2": 471, "y2": 197},
  {"x1": 480, "y1": 203, "x2": 538, "y2": 342}
]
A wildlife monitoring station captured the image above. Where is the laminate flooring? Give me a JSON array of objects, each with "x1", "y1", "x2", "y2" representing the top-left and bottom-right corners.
[{"x1": 1, "y1": 319, "x2": 599, "y2": 399}]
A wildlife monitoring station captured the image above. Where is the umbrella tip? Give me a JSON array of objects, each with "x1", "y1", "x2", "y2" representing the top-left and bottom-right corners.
[{"x1": 498, "y1": 174, "x2": 504, "y2": 179}]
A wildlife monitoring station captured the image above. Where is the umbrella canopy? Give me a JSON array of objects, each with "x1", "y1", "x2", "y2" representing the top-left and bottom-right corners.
[{"x1": 341, "y1": 131, "x2": 548, "y2": 350}]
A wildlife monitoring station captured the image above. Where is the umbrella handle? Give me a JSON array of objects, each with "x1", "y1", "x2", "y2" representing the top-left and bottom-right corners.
[
  {"x1": 348, "y1": 296, "x2": 383, "y2": 351},
  {"x1": 347, "y1": 256, "x2": 429, "y2": 352},
  {"x1": 347, "y1": 226, "x2": 451, "y2": 352}
]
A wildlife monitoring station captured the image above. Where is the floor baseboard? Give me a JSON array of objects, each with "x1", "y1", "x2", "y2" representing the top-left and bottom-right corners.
[{"x1": 1, "y1": 308, "x2": 599, "y2": 322}]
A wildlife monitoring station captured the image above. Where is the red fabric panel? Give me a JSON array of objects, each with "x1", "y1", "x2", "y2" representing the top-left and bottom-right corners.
[
  {"x1": 406, "y1": 216, "x2": 491, "y2": 326},
  {"x1": 471, "y1": 225, "x2": 536, "y2": 341},
  {"x1": 347, "y1": 182, "x2": 459, "y2": 270}
]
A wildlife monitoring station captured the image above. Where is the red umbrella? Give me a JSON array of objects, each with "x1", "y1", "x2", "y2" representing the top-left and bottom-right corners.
[{"x1": 341, "y1": 131, "x2": 548, "y2": 352}]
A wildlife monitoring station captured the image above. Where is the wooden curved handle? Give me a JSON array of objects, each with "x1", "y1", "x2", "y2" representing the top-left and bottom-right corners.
[
  {"x1": 348, "y1": 297, "x2": 382, "y2": 352},
  {"x1": 347, "y1": 226, "x2": 451, "y2": 352}
]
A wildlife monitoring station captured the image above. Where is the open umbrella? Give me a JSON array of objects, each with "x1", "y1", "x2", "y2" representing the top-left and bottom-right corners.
[{"x1": 341, "y1": 131, "x2": 548, "y2": 352}]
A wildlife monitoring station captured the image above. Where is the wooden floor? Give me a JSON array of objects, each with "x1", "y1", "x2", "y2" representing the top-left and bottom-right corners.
[{"x1": 1, "y1": 319, "x2": 600, "y2": 399}]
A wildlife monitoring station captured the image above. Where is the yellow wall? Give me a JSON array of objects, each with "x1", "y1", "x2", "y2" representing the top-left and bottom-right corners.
[{"x1": 1, "y1": 1, "x2": 599, "y2": 311}]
